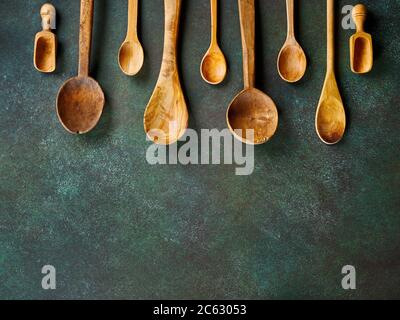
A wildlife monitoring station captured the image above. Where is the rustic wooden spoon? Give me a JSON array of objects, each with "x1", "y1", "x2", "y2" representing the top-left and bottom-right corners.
[
  {"x1": 226, "y1": 0, "x2": 278, "y2": 145},
  {"x1": 315, "y1": 0, "x2": 346, "y2": 145},
  {"x1": 34, "y1": 4, "x2": 57, "y2": 73},
  {"x1": 56, "y1": 0, "x2": 105, "y2": 134},
  {"x1": 200, "y1": 0, "x2": 227, "y2": 85},
  {"x1": 277, "y1": 0, "x2": 307, "y2": 83},
  {"x1": 350, "y1": 4, "x2": 373, "y2": 74},
  {"x1": 118, "y1": 0, "x2": 144, "y2": 76},
  {"x1": 144, "y1": 0, "x2": 188, "y2": 145}
]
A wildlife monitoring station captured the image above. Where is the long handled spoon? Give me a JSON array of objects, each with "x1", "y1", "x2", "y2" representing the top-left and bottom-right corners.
[
  {"x1": 118, "y1": 0, "x2": 144, "y2": 76},
  {"x1": 200, "y1": 0, "x2": 227, "y2": 85},
  {"x1": 226, "y1": 0, "x2": 278, "y2": 145},
  {"x1": 144, "y1": 0, "x2": 188, "y2": 145},
  {"x1": 315, "y1": 0, "x2": 346, "y2": 144},
  {"x1": 56, "y1": 0, "x2": 105, "y2": 134},
  {"x1": 277, "y1": 0, "x2": 307, "y2": 83}
]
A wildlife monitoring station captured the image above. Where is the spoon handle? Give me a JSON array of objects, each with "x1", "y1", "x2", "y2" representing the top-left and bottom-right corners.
[
  {"x1": 238, "y1": 0, "x2": 255, "y2": 89},
  {"x1": 210, "y1": 0, "x2": 218, "y2": 44},
  {"x1": 78, "y1": 0, "x2": 94, "y2": 77},
  {"x1": 161, "y1": 0, "x2": 182, "y2": 73},
  {"x1": 127, "y1": 0, "x2": 139, "y2": 41},
  {"x1": 327, "y1": 0, "x2": 335, "y2": 72},
  {"x1": 286, "y1": 0, "x2": 294, "y2": 38}
]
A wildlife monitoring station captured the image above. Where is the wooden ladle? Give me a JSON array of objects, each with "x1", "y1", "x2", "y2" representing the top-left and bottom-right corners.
[
  {"x1": 350, "y1": 4, "x2": 373, "y2": 74},
  {"x1": 200, "y1": 0, "x2": 227, "y2": 85},
  {"x1": 315, "y1": 0, "x2": 346, "y2": 145},
  {"x1": 144, "y1": 0, "x2": 188, "y2": 145},
  {"x1": 118, "y1": 0, "x2": 144, "y2": 76},
  {"x1": 277, "y1": 0, "x2": 307, "y2": 83},
  {"x1": 56, "y1": 0, "x2": 105, "y2": 134},
  {"x1": 226, "y1": 0, "x2": 278, "y2": 145},
  {"x1": 34, "y1": 4, "x2": 57, "y2": 73}
]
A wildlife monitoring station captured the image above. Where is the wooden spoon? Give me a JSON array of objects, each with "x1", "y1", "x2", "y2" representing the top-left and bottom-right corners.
[
  {"x1": 315, "y1": 0, "x2": 346, "y2": 145},
  {"x1": 144, "y1": 0, "x2": 188, "y2": 145},
  {"x1": 56, "y1": 0, "x2": 105, "y2": 134},
  {"x1": 277, "y1": 0, "x2": 307, "y2": 83},
  {"x1": 200, "y1": 0, "x2": 227, "y2": 85},
  {"x1": 118, "y1": 0, "x2": 144, "y2": 76},
  {"x1": 350, "y1": 4, "x2": 373, "y2": 74},
  {"x1": 34, "y1": 4, "x2": 57, "y2": 73},
  {"x1": 226, "y1": 0, "x2": 278, "y2": 145}
]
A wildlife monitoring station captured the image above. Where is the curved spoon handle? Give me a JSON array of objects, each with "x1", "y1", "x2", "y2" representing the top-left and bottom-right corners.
[
  {"x1": 79, "y1": 0, "x2": 94, "y2": 77},
  {"x1": 238, "y1": 0, "x2": 255, "y2": 89},
  {"x1": 210, "y1": 0, "x2": 218, "y2": 44},
  {"x1": 327, "y1": 0, "x2": 335, "y2": 72},
  {"x1": 286, "y1": 0, "x2": 294, "y2": 38},
  {"x1": 127, "y1": 0, "x2": 139, "y2": 41},
  {"x1": 161, "y1": 0, "x2": 182, "y2": 73}
]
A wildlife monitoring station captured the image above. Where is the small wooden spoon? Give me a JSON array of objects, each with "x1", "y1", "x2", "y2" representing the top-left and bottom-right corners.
[
  {"x1": 350, "y1": 4, "x2": 373, "y2": 74},
  {"x1": 56, "y1": 0, "x2": 105, "y2": 134},
  {"x1": 144, "y1": 0, "x2": 188, "y2": 145},
  {"x1": 200, "y1": 0, "x2": 227, "y2": 85},
  {"x1": 226, "y1": 0, "x2": 278, "y2": 145},
  {"x1": 277, "y1": 0, "x2": 307, "y2": 83},
  {"x1": 118, "y1": 0, "x2": 144, "y2": 76},
  {"x1": 34, "y1": 4, "x2": 57, "y2": 73},
  {"x1": 315, "y1": 0, "x2": 346, "y2": 145}
]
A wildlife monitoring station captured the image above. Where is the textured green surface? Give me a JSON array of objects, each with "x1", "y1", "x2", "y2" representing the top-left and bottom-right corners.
[{"x1": 0, "y1": 0, "x2": 399, "y2": 299}]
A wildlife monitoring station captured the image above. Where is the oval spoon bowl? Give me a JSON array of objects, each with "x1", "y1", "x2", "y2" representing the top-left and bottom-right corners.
[
  {"x1": 277, "y1": 42, "x2": 307, "y2": 83},
  {"x1": 118, "y1": 40, "x2": 144, "y2": 76},
  {"x1": 200, "y1": 47, "x2": 227, "y2": 85}
]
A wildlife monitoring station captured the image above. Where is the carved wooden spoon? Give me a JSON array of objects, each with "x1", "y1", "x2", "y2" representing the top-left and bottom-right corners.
[{"x1": 144, "y1": 0, "x2": 188, "y2": 145}]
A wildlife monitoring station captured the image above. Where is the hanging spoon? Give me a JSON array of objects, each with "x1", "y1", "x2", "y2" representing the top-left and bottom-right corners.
[
  {"x1": 200, "y1": 0, "x2": 227, "y2": 85},
  {"x1": 315, "y1": 0, "x2": 346, "y2": 144},
  {"x1": 277, "y1": 0, "x2": 307, "y2": 83},
  {"x1": 118, "y1": 0, "x2": 144, "y2": 76}
]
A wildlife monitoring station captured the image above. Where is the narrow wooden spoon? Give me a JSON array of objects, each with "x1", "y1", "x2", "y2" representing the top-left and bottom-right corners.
[
  {"x1": 144, "y1": 0, "x2": 188, "y2": 145},
  {"x1": 226, "y1": 0, "x2": 278, "y2": 145},
  {"x1": 315, "y1": 0, "x2": 346, "y2": 145},
  {"x1": 118, "y1": 0, "x2": 144, "y2": 76},
  {"x1": 277, "y1": 0, "x2": 307, "y2": 83},
  {"x1": 56, "y1": 0, "x2": 105, "y2": 134},
  {"x1": 200, "y1": 0, "x2": 227, "y2": 85}
]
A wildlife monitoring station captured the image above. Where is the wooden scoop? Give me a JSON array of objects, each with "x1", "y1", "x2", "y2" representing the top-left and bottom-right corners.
[
  {"x1": 144, "y1": 0, "x2": 188, "y2": 145},
  {"x1": 350, "y1": 4, "x2": 373, "y2": 74},
  {"x1": 34, "y1": 4, "x2": 56, "y2": 73},
  {"x1": 118, "y1": 0, "x2": 144, "y2": 76},
  {"x1": 226, "y1": 0, "x2": 278, "y2": 145},
  {"x1": 56, "y1": 0, "x2": 105, "y2": 134},
  {"x1": 277, "y1": 0, "x2": 307, "y2": 83},
  {"x1": 200, "y1": 0, "x2": 227, "y2": 85},
  {"x1": 315, "y1": 0, "x2": 346, "y2": 145}
]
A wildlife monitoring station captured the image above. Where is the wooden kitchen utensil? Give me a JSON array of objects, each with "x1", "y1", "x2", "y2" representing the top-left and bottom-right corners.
[
  {"x1": 118, "y1": 0, "x2": 144, "y2": 76},
  {"x1": 277, "y1": 0, "x2": 307, "y2": 83},
  {"x1": 226, "y1": 0, "x2": 278, "y2": 145},
  {"x1": 56, "y1": 0, "x2": 105, "y2": 134},
  {"x1": 34, "y1": 3, "x2": 57, "y2": 73},
  {"x1": 315, "y1": 0, "x2": 346, "y2": 145},
  {"x1": 350, "y1": 4, "x2": 373, "y2": 74},
  {"x1": 144, "y1": 0, "x2": 188, "y2": 145},
  {"x1": 200, "y1": 0, "x2": 227, "y2": 85}
]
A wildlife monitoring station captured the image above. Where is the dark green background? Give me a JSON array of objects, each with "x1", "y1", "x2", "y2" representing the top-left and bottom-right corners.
[{"x1": 0, "y1": 0, "x2": 399, "y2": 299}]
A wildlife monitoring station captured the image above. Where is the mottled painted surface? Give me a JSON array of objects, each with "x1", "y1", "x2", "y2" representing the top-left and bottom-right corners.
[{"x1": 0, "y1": 0, "x2": 399, "y2": 299}]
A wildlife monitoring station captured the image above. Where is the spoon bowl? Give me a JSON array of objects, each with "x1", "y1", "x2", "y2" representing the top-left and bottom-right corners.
[
  {"x1": 118, "y1": 39, "x2": 144, "y2": 76},
  {"x1": 277, "y1": 40, "x2": 307, "y2": 83},
  {"x1": 227, "y1": 88, "x2": 278, "y2": 145},
  {"x1": 200, "y1": 46, "x2": 227, "y2": 85}
]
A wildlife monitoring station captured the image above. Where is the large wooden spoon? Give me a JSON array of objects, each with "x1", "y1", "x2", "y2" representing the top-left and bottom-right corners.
[
  {"x1": 315, "y1": 0, "x2": 346, "y2": 145},
  {"x1": 226, "y1": 0, "x2": 278, "y2": 145},
  {"x1": 144, "y1": 0, "x2": 188, "y2": 145},
  {"x1": 56, "y1": 0, "x2": 104, "y2": 134},
  {"x1": 118, "y1": 0, "x2": 144, "y2": 76},
  {"x1": 277, "y1": 0, "x2": 307, "y2": 83}
]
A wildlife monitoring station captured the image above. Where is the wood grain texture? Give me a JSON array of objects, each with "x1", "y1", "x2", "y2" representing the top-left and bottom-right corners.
[
  {"x1": 79, "y1": 0, "x2": 94, "y2": 77},
  {"x1": 144, "y1": 0, "x2": 188, "y2": 145}
]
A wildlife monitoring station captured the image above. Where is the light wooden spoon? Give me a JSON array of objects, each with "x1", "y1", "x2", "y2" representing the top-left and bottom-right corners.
[
  {"x1": 315, "y1": 0, "x2": 346, "y2": 145},
  {"x1": 118, "y1": 0, "x2": 144, "y2": 76},
  {"x1": 144, "y1": 0, "x2": 188, "y2": 145},
  {"x1": 277, "y1": 0, "x2": 307, "y2": 83},
  {"x1": 200, "y1": 0, "x2": 227, "y2": 85}
]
